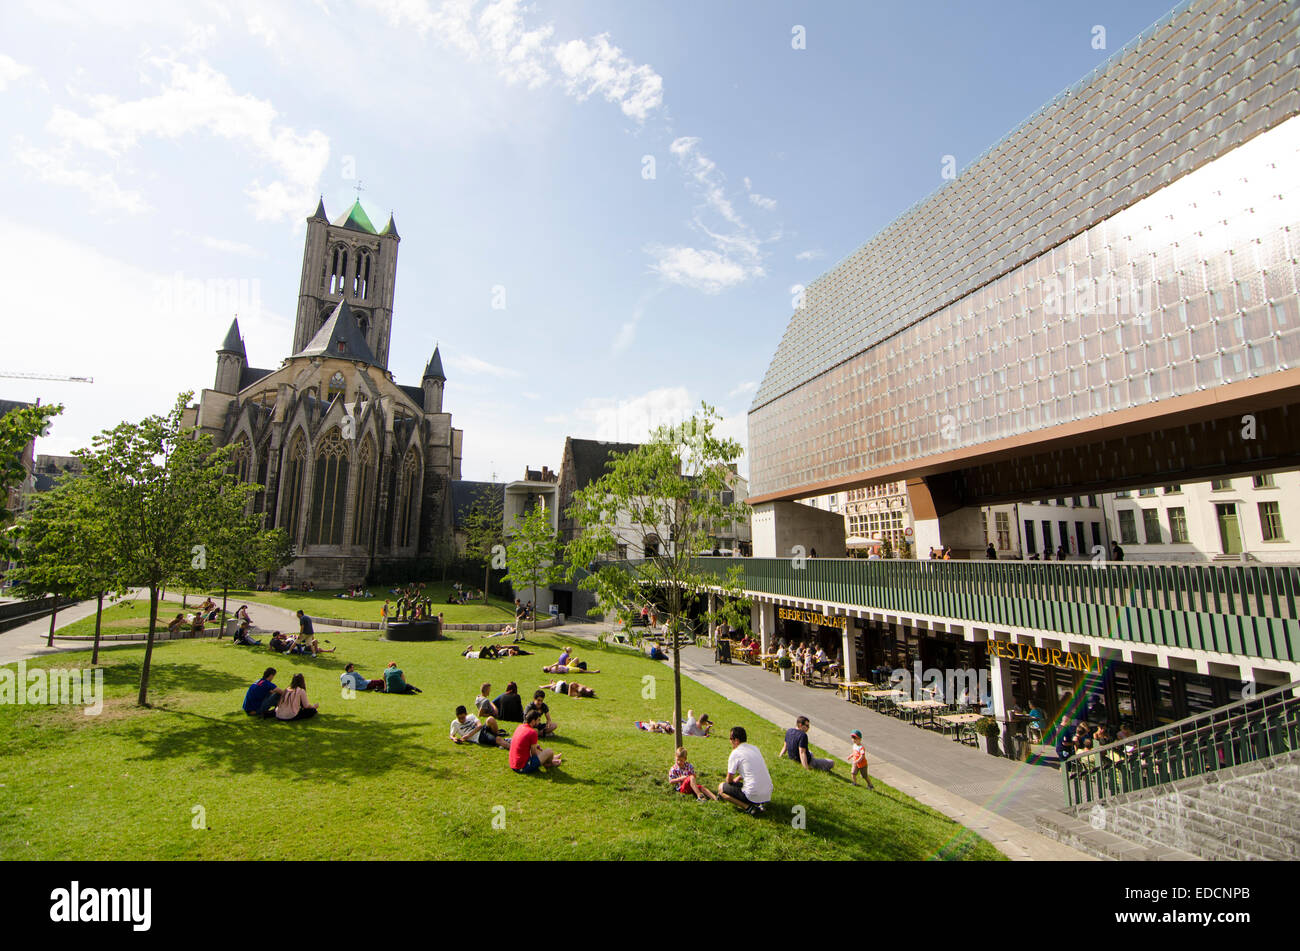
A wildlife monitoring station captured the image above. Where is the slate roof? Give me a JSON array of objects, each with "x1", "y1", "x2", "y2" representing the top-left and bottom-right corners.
[
  {"x1": 451, "y1": 480, "x2": 505, "y2": 528},
  {"x1": 332, "y1": 199, "x2": 379, "y2": 235},
  {"x1": 219, "y1": 318, "x2": 246, "y2": 356},
  {"x1": 239, "y1": 367, "x2": 274, "y2": 390},
  {"x1": 422, "y1": 346, "x2": 445, "y2": 381},
  {"x1": 294, "y1": 299, "x2": 381, "y2": 367},
  {"x1": 565, "y1": 438, "x2": 642, "y2": 490}
]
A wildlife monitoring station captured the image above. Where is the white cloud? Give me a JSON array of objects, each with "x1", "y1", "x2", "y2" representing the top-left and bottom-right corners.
[
  {"x1": 727, "y1": 381, "x2": 757, "y2": 399},
  {"x1": 575, "y1": 386, "x2": 692, "y2": 443},
  {"x1": 446, "y1": 353, "x2": 523, "y2": 378},
  {"x1": 364, "y1": 0, "x2": 663, "y2": 121},
  {"x1": 520, "y1": 391, "x2": 540, "y2": 400},
  {"x1": 646, "y1": 245, "x2": 757, "y2": 294},
  {"x1": 175, "y1": 230, "x2": 262, "y2": 257},
  {"x1": 742, "y1": 175, "x2": 776, "y2": 210},
  {"x1": 13, "y1": 140, "x2": 150, "y2": 215},
  {"x1": 795, "y1": 248, "x2": 824, "y2": 261},
  {"x1": 34, "y1": 56, "x2": 329, "y2": 222},
  {"x1": 0, "y1": 53, "x2": 32, "y2": 91}
]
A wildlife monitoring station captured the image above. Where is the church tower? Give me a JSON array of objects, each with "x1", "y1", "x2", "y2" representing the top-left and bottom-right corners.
[{"x1": 291, "y1": 198, "x2": 400, "y2": 368}]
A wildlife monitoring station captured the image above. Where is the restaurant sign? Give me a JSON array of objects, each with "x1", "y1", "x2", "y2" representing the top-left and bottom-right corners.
[
  {"x1": 778, "y1": 607, "x2": 847, "y2": 630},
  {"x1": 988, "y1": 639, "x2": 1097, "y2": 673}
]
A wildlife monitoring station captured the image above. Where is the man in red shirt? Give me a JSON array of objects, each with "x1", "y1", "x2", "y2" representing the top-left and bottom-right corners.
[{"x1": 509, "y1": 709, "x2": 561, "y2": 774}]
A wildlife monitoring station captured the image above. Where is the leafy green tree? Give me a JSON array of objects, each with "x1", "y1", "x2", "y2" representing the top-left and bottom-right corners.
[
  {"x1": 462, "y1": 484, "x2": 505, "y2": 601},
  {"x1": 205, "y1": 520, "x2": 293, "y2": 634},
  {"x1": 503, "y1": 502, "x2": 563, "y2": 633},
  {"x1": 74, "y1": 393, "x2": 255, "y2": 706},
  {"x1": 565, "y1": 403, "x2": 749, "y2": 749},
  {"x1": 13, "y1": 472, "x2": 122, "y2": 661},
  {"x1": 0, "y1": 402, "x2": 61, "y2": 565}
]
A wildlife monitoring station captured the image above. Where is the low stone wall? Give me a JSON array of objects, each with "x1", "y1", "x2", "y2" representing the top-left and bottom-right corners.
[
  {"x1": 55, "y1": 629, "x2": 220, "y2": 644},
  {"x1": 306, "y1": 615, "x2": 561, "y2": 633},
  {"x1": 1061, "y1": 750, "x2": 1300, "y2": 861}
]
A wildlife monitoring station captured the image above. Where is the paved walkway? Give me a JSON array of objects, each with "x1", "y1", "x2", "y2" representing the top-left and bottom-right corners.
[
  {"x1": 0, "y1": 594, "x2": 354, "y2": 666},
  {"x1": 670, "y1": 645, "x2": 1088, "y2": 860}
]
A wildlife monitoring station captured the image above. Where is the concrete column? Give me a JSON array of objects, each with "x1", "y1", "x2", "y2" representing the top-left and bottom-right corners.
[
  {"x1": 989, "y1": 651, "x2": 1012, "y2": 716},
  {"x1": 841, "y1": 623, "x2": 860, "y2": 684},
  {"x1": 906, "y1": 476, "x2": 986, "y2": 559},
  {"x1": 756, "y1": 601, "x2": 775, "y2": 654}
]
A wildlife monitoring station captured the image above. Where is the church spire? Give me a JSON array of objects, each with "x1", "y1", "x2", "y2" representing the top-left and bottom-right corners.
[
  {"x1": 218, "y1": 317, "x2": 246, "y2": 357},
  {"x1": 422, "y1": 345, "x2": 445, "y2": 382},
  {"x1": 382, "y1": 213, "x2": 400, "y2": 239},
  {"x1": 310, "y1": 196, "x2": 328, "y2": 222}
]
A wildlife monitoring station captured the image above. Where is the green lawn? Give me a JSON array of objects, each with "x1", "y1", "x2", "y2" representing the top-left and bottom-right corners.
[
  {"x1": 53, "y1": 599, "x2": 207, "y2": 638},
  {"x1": 225, "y1": 582, "x2": 517, "y2": 624},
  {"x1": 0, "y1": 634, "x2": 1003, "y2": 860}
]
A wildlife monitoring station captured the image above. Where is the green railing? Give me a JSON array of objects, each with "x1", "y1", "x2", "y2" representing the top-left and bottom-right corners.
[
  {"x1": 686, "y1": 557, "x2": 1300, "y2": 663},
  {"x1": 1061, "y1": 680, "x2": 1300, "y2": 807}
]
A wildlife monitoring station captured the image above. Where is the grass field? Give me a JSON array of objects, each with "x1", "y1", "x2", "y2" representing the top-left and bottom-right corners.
[
  {"x1": 51, "y1": 599, "x2": 212, "y2": 638},
  {"x1": 0, "y1": 633, "x2": 1003, "y2": 860},
  {"x1": 225, "y1": 582, "x2": 517, "y2": 624}
]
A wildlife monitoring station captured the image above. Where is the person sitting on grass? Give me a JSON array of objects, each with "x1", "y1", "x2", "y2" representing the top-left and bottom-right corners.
[
  {"x1": 523, "y1": 690, "x2": 558, "y2": 737},
  {"x1": 848, "y1": 730, "x2": 874, "y2": 789},
  {"x1": 340, "y1": 663, "x2": 384, "y2": 692},
  {"x1": 383, "y1": 662, "x2": 422, "y2": 695},
  {"x1": 233, "y1": 620, "x2": 262, "y2": 646},
  {"x1": 476, "y1": 714, "x2": 510, "y2": 749},
  {"x1": 168, "y1": 613, "x2": 186, "y2": 636},
  {"x1": 190, "y1": 611, "x2": 205, "y2": 635},
  {"x1": 682, "y1": 710, "x2": 712, "y2": 737},
  {"x1": 778, "y1": 716, "x2": 834, "y2": 772},
  {"x1": 474, "y1": 683, "x2": 497, "y2": 719},
  {"x1": 717, "y1": 726, "x2": 773, "y2": 816},
  {"x1": 450, "y1": 705, "x2": 485, "y2": 744},
  {"x1": 274, "y1": 673, "x2": 318, "y2": 722},
  {"x1": 509, "y1": 709, "x2": 560, "y2": 774},
  {"x1": 493, "y1": 682, "x2": 524, "y2": 721},
  {"x1": 242, "y1": 667, "x2": 283, "y2": 717},
  {"x1": 668, "y1": 746, "x2": 717, "y2": 801},
  {"x1": 268, "y1": 631, "x2": 289, "y2": 653}
]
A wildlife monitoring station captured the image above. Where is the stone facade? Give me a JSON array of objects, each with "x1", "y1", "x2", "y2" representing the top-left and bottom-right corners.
[{"x1": 195, "y1": 200, "x2": 461, "y2": 585}]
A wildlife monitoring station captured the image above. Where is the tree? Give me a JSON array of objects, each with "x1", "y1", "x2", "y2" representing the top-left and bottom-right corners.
[
  {"x1": 565, "y1": 403, "x2": 749, "y2": 749},
  {"x1": 502, "y1": 502, "x2": 563, "y2": 633},
  {"x1": 13, "y1": 472, "x2": 121, "y2": 662},
  {"x1": 74, "y1": 393, "x2": 255, "y2": 706},
  {"x1": 462, "y1": 484, "x2": 505, "y2": 600},
  {"x1": 0, "y1": 402, "x2": 61, "y2": 565},
  {"x1": 204, "y1": 521, "x2": 293, "y2": 635}
]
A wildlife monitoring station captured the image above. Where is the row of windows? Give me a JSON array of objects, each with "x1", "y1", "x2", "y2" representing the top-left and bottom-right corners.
[{"x1": 1117, "y1": 501, "x2": 1285, "y2": 545}]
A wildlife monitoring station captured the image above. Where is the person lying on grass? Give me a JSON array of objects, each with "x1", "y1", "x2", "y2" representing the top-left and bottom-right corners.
[
  {"x1": 275, "y1": 673, "x2": 319, "y2": 721},
  {"x1": 541, "y1": 660, "x2": 598, "y2": 675},
  {"x1": 635, "y1": 720, "x2": 675, "y2": 734},
  {"x1": 540, "y1": 680, "x2": 596, "y2": 699},
  {"x1": 509, "y1": 709, "x2": 560, "y2": 774},
  {"x1": 383, "y1": 662, "x2": 422, "y2": 694},
  {"x1": 463, "y1": 644, "x2": 532, "y2": 659},
  {"x1": 668, "y1": 747, "x2": 717, "y2": 801}
]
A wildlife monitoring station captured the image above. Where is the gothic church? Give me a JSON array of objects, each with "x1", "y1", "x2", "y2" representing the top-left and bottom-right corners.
[{"x1": 195, "y1": 199, "x2": 461, "y2": 584}]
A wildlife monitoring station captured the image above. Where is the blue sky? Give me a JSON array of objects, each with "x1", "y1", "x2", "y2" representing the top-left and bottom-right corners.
[{"x1": 0, "y1": 0, "x2": 1176, "y2": 480}]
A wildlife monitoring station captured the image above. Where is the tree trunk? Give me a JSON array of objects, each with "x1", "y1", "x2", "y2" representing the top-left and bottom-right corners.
[
  {"x1": 91, "y1": 591, "x2": 104, "y2": 665},
  {"x1": 671, "y1": 584, "x2": 683, "y2": 751},
  {"x1": 219, "y1": 585, "x2": 229, "y2": 639},
  {"x1": 483, "y1": 561, "x2": 491, "y2": 602},
  {"x1": 532, "y1": 581, "x2": 537, "y2": 633},
  {"x1": 45, "y1": 596, "x2": 58, "y2": 648},
  {"x1": 137, "y1": 583, "x2": 159, "y2": 707}
]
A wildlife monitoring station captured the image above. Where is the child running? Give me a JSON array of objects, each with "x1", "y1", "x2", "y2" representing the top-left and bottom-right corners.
[
  {"x1": 849, "y1": 730, "x2": 874, "y2": 789},
  {"x1": 668, "y1": 746, "x2": 716, "y2": 801}
]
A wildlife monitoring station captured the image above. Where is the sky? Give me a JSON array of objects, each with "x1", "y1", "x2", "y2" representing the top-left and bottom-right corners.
[{"x1": 0, "y1": 0, "x2": 1178, "y2": 481}]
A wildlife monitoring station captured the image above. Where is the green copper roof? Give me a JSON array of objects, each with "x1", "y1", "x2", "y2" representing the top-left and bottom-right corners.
[{"x1": 332, "y1": 199, "x2": 379, "y2": 235}]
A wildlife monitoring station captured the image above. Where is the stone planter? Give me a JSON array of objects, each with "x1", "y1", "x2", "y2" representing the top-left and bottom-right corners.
[
  {"x1": 981, "y1": 733, "x2": 1001, "y2": 756},
  {"x1": 780, "y1": 667, "x2": 793, "y2": 683}
]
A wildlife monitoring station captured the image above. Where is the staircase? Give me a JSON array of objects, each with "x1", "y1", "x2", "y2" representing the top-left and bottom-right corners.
[{"x1": 1037, "y1": 681, "x2": 1300, "y2": 860}]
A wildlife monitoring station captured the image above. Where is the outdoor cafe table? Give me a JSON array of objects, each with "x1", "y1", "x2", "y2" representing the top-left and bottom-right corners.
[
  {"x1": 759, "y1": 654, "x2": 778, "y2": 672},
  {"x1": 861, "y1": 689, "x2": 906, "y2": 712},
  {"x1": 897, "y1": 699, "x2": 946, "y2": 728},
  {"x1": 836, "y1": 680, "x2": 874, "y2": 702},
  {"x1": 937, "y1": 712, "x2": 983, "y2": 741}
]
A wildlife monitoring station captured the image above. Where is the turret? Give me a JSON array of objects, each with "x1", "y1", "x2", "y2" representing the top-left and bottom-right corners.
[
  {"x1": 422, "y1": 345, "x2": 446, "y2": 414},
  {"x1": 214, "y1": 318, "x2": 247, "y2": 394}
]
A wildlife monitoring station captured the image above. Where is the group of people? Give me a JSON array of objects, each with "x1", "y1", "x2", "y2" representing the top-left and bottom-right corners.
[
  {"x1": 513, "y1": 599, "x2": 534, "y2": 621},
  {"x1": 1055, "y1": 717, "x2": 1133, "y2": 761},
  {"x1": 241, "y1": 667, "x2": 320, "y2": 721},
  {"x1": 451, "y1": 679, "x2": 591, "y2": 773},
  {"x1": 461, "y1": 643, "x2": 530, "y2": 659},
  {"x1": 340, "y1": 661, "x2": 422, "y2": 694},
  {"x1": 385, "y1": 583, "x2": 435, "y2": 620},
  {"x1": 337, "y1": 584, "x2": 372, "y2": 599},
  {"x1": 774, "y1": 640, "x2": 838, "y2": 682}
]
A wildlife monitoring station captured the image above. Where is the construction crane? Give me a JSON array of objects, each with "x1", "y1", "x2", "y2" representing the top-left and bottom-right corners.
[{"x1": 0, "y1": 372, "x2": 93, "y2": 383}]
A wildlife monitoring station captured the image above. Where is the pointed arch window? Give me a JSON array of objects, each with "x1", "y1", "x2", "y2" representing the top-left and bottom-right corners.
[
  {"x1": 308, "y1": 429, "x2": 350, "y2": 547},
  {"x1": 394, "y1": 449, "x2": 421, "y2": 548},
  {"x1": 280, "y1": 432, "x2": 308, "y2": 544},
  {"x1": 329, "y1": 244, "x2": 350, "y2": 295},
  {"x1": 354, "y1": 249, "x2": 372, "y2": 300},
  {"x1": 229, "y1": 436, "x2": 252, "y2": 484},
  {"x1": 351, "y1": 436, "x2": 376, "y2": 547}
]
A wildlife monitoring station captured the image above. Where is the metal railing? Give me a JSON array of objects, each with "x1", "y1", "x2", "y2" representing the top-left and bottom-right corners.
[
  {"x1": 1061, "y1": 679, "x2": 1300, "y2": 807},
  {"x1": 685, "y1": 557, "x2": 1300, "y2": 662}
]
